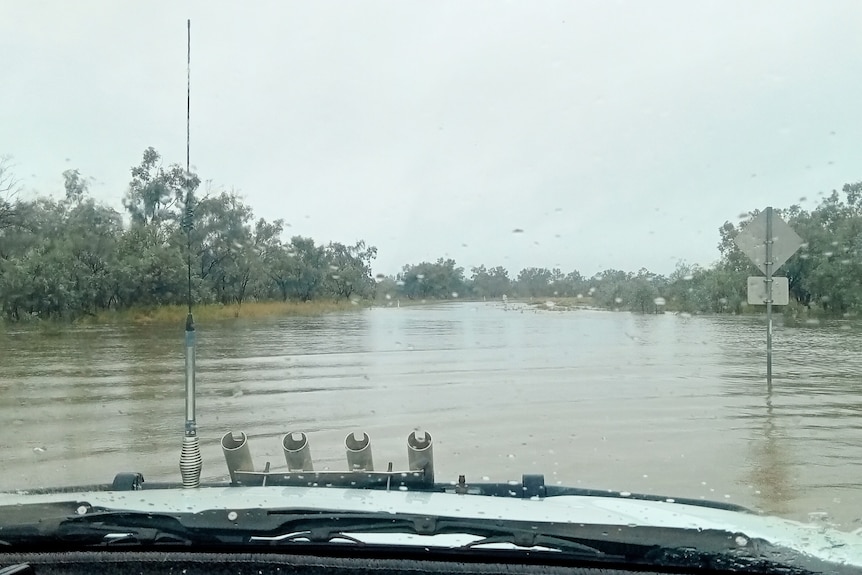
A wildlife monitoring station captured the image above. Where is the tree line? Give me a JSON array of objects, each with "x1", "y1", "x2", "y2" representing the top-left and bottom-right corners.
[{"x1": 0, "y1": 148, "x2": 858, "y2": 321}]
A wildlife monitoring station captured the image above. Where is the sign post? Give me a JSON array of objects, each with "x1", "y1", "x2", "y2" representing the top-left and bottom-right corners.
[
  {"x1": 765, "y1": 207, "x2": 773, "y2": 383},
  {"x1": 734, "y1": 207, "x2": 802, "y2": 385}
]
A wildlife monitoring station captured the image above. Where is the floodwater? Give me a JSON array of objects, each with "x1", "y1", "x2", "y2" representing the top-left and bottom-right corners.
[{"x1": 1, "y1": 302, "x2": 861, "y2": 530}]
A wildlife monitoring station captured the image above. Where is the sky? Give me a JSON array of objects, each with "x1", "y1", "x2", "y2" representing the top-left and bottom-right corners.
[{"x1": 2, "y1": 1, "x2": 861, "y2": 277}]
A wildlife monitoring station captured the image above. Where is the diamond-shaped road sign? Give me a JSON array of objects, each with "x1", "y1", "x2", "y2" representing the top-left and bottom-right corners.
[{"x1": 733, "y1": 210, "x2": 803, "y2": 275}]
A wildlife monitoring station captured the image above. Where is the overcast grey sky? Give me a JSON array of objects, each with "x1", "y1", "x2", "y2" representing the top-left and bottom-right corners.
[{"x1": 2, "y1": 1, "x2": 861, "y2": 277}]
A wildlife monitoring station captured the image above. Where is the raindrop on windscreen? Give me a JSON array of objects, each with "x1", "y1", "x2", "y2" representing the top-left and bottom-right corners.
[
  {"x1": 417, "y1": 274, "x2": 425, "y2": 280},
  {"x1": 735, "y1": 535, "x2": 749, "y2": 546},
  {"x1": 619, "y1": 491, "x2": 631, "y2": 497},
  {"x1": 451, "y1": 292, "x2": 459, "y2": 298},
  {"x1": 512, "y1": 228, "x2": 524, "y2": 234},
  {"x1": 385, "y1": 294, "x2": 391, "y2": 300},
  {"x1": 653, "y1": 297, "x2": 666, "y2": 306},
  {"x1": 545, "y1": 301, "x2": 555, "y2": 308},
  {"x1": 227, "y1": 511, "x2": 238, "y2": 521},
  {"x1": 683, "y1": 274, "x2": 694, "y2": 281},
  {"x1": 374, "y1": 274, "x2": 385, "y2": 283},
  {"x1": 824, "y1": 251, "x2": 834, "y2": 257},
  {"x1": 331, "y1": 274, "x2": 340, "y2": 280},
  {"x1": 395, "y1": 280, "x2": 405, "y2": 286},
  {"x1": 76, "y1": 505, "x2": 88, "y2": 515},
  {"x1": 576, "y1": 293, "x2": 583, "y2": 299},
  {"x1": 614, "y1": 297, "x2": 623, "y2": 304}
]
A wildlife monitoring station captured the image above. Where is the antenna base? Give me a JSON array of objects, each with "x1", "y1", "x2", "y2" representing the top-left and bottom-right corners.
[{"x1": 180, "y1": 435, "x2": 202, "y2": 488}]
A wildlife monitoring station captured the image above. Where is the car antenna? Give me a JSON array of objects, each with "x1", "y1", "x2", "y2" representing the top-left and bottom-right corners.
[{"x1": 179, "y1": 17, "x2": 202, "y2": 488}]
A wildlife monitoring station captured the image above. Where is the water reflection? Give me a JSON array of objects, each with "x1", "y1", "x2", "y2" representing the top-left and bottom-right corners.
[{"x1": 0, "y1": 304, "x2": 860, "y2": 530}]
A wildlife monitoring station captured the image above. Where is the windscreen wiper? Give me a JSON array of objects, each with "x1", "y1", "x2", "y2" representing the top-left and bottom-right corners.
[{"x1": 0, "y1": 507, "x2": 838, "y2": 574}]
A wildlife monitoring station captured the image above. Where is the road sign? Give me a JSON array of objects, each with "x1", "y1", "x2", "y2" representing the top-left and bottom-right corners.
[
  {"x1": 734, "y1": 210, "x2": 803, "y2": 274},
  {"x1": 747, "y1": 276, "x2": 789, "y2": 305},
  {"x1": 734, "y1": 207, "x2": 804, "y2": 386}
]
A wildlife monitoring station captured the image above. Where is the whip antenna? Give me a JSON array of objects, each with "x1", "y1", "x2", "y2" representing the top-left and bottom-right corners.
[{"x1": 179, "y1": 18, "x2": 202, "y2": 488}]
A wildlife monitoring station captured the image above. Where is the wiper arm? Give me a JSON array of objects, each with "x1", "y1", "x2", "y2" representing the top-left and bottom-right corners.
[{"x1": 0, "y1": 511, "x2": 210, "y2": 548}]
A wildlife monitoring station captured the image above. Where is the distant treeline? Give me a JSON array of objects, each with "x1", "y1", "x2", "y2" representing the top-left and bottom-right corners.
[{"x1": 0, "y1": 148, "x2": 859, "y2": 321}]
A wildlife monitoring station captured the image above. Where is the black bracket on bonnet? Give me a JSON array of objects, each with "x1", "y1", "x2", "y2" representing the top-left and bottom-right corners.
[
  {"x1": 111, "y1": 472, "x2": 145, "y2": 491},
  {"x1": 522, "y1": 474, "x2": 546, "y2": 498}
]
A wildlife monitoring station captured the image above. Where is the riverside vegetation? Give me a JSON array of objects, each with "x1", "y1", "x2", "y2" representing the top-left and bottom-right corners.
[{"x1": 0, "y1": 149, "x2": 859, "y2": 323}]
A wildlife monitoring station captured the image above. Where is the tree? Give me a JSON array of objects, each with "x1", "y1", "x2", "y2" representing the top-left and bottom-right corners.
[
  {"x1": 398, "y1": 258, "x2": 466, "y2": 300},
  {"x1": 123, "y1": 147, "x2": 201, "y2": 227},
  {"x1": 470, "y1": 265, "x2": 511, "y2": 298},
  {"x1": 324, "y1": 240, "x2": 377, "y2": 301}
]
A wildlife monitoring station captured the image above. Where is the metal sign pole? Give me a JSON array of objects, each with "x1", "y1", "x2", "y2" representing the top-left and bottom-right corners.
[{"x1": 765, "y1": 206, "x2": 773, "y2": 386}]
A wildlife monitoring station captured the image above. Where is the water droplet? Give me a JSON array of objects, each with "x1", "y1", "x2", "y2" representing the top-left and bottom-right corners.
[
  {"x1": 417, "y1": 274, "x2": 425, "y2": 280},
  {"x1": 482, "y1": 476, "x2": 491, "y2": 481},
  {"x1": 653, "y1": 297, "x2": 666, "y2": 306},
  {"x1": 227, "y1": 511, "x2": 238, "y2": 521},
  {"x1": 620, "y1": 491, "x2": 631, "y2": 497},
  {"x1": 545, "y1": 301, "x2": 555, "y2": 308},
  {"x1": 374, "y1": 274, "x2": 385, "y2": 283},
  {"x1": 512, "y1": 228, "x2": 524, "y2": 234},
  {"x1": 385, "y1": 294, "x2": 392, "y2": 300},
  {"x1": 683, "y1": 274, "x2": 694, "y2": 281},
  {"x1": 507, "y1": 453, "x2": 515, "y2": 459},
  {"x1": 76, "y1": 505, "x2": 88, "y2": 515},
  {"x1": 824, "y1": 251, "x2": 834, "y2": 257},
  {"x1": 451, "y1": 292, "x2": 459, "y2": 298},
  {"x1": 614, "y1": 297, "x2": 623, "y2": 304}
]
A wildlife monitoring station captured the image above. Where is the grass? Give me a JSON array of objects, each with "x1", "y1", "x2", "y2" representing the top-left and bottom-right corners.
[{"x1": 83, "y1": 300, "x2": 367, "y2": 325}]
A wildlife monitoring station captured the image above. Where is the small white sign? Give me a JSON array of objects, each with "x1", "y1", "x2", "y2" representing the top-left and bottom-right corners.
[{"x1": 747, "y1": 276, "x2": 789, "y2": 305}]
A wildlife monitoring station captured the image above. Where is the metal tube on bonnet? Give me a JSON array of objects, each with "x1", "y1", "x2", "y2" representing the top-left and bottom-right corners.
[
  {"x1": 407, "y1": 430, "x2": 434, "y2": 483},
  {"x1": 221, "y1": 431, "x2": 254, "y2": 484},
  {"x1": 345, "y1": 431, "x2": 373, "y2": 471},
  {"x1": 282, "y1": 431, "x2": 313, "y2": 471}
]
